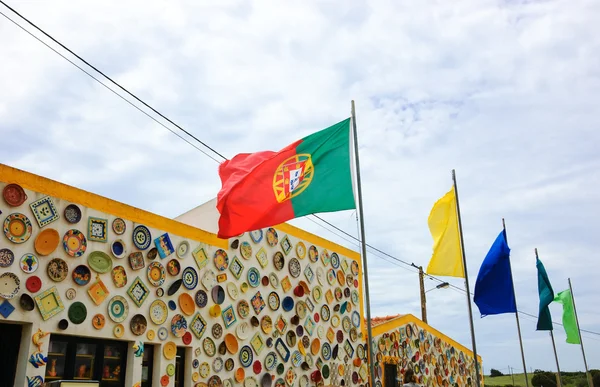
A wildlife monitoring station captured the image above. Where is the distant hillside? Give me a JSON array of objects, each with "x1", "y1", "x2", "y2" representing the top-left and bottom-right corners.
[
  {"x1": 485, "y1": 370, "x2": 599, "y2": 387},
  {"x1": 485, "y1": 373, "x2": 533, "y2": 387}
]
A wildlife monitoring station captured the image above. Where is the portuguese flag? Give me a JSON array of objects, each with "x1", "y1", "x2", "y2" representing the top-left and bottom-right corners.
[{"x1": 217, "y1": 118, "x2": 356, "y2": 238}]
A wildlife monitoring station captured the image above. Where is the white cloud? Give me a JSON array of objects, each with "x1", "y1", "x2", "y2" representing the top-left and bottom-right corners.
[{"x1": 1, "y1": 0, "x2": 599, "y2": 372}]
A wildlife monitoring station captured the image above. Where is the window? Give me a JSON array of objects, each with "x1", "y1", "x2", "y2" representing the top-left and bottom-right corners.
[
  {"x1": 174, "y1": 347, "x2": 186, "y2": 387},
  {"x1": 142, "y1": 344, "x2": 154, "y2": 387},
  {"x1": 384, "y1": 364, "x2": 399, "y2": 387}
]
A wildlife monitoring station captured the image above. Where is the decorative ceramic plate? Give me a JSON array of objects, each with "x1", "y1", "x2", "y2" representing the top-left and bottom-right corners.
[
  {"x1": 150, "y1": 299, "x2": 168, "y2": 324},
  {"x1": 182, "y1": 266, "x2": 199, "y2": 290},
  {"x1": 47, "y1": 258, "x2": 68, "y2": 282},
  {"x1": 110, "y1": 239, "x2": 127, "y2": 259},
  {"x1": 30, "y1": 196, "x2": 59, "y2": 227},
  {"x1": 351, "y1": 260, "x2": 359, "y2": 276},
  {"x1": 177, "y1": 241, "x2": 190, "y2": 258},
  {"x1": 213, "y1": 249, "x2": 229, "y2": 271},
  {"x1": 327, "y1": 269, "x2": 336, "y2": 285},
  {"x1": 171, "y1": 314, "x2": 187, "y2": 337},
  {"x1": 88, "y1": 251, "x2": 113, "y2": 273},
  {"x1": 203, "y1": 337, "x2": 216, "y2": 357},
  {"x1": 65, "y1": 288, "x2": 76, "y2": 300},
  {"x1": 352, "y1": 311, "x2": 360, "y2": 327},
  {"x1": 64, "y1": 204, "x2": 82, "y2": 224},
  {"x1": 296, "y1": 301, "x2": 307, "y2": 319},
  {"x1": 132, "y1": 225, "x2": 152, "y2": 250},
  {"x1": 195, "y1": 289, "x2": 208, "y2": 308},
  {"x1": 2, "y1": 183, "x2": 27, "y2": 206},
  {"x1": 167, "y1": 259, "x2": 181, "y2": 276},
  {"x1": 237, "y1": 300, "x2": 250, "y2": 319},
  {"x1": 129, "y1": 252, "x2": 145, "y2": 271},
  {"x1": 331, "y1": 315, "x2": 340, "y2": 328},
  {"x1": 212, "y1": 323, "x2": 223, "y2": 339},
  {"x1": 288, "y1": 258, "x2": 301, "y2": 278},
  {"x1": 62, "y1": 229, "x2": 87, "y2": 257},
  {"x1": 247, "y1": 267, "x2": 260, "y2": 288},
  {"x1": 66, "y1": 301, "x2": 86, "y2": 324},
  {"x1": 158, "y1": 327, "x2": 168, "y2": 341},
  {"x1": 111, "y1": 265, "x2": 128, "y2": 288},
  {"x1": 0, "y1": 248, "x2": 15, "y2": 268},
  {"x1": 114, "y1": 324, "x2": 124, "y2": 338},
  {"x1": 3, "y1": 213, "x2": 33, "y2": 243},
  {"x1": 250, "y1": 229, "x2": 263, "y2": 244},
  {"x1": 92, "y1": 313, "x2": 105, "y2": 329},
  {"x1": 273, "y1": 252, "x2": 285, "y2": 271},
  {"x1": 268, "y1": 292, "x2": 280, "y2": 311},
  {"x1": 147, "y1": 247, "x2": 158, "y2": 260},
  {"x1": 0, "y1": 272, "x2": 20, "y2": 299},
  {"x1": 227, "y1": 282, "x2": 239, "y2": 300},
  {"x1": 261, "y1": 315, "x2": 273, "y2": 334},
  {"x1": 265, "y1": 351, "x2": 278, "y2": 371},
  {"x1": 321, "y1": 304, "x2": 331, "y2": 321},
  {"x1": 308, "y1": 245, "x2": 318, "y2": 263},
  {"x1": 107, "y1": 295, "x2": 129, "y2": 323},
  {"x1": 147, "y1": 261, "x2": 166, "y2": 287},
  {"x1": 163, "y1": 341, "x2": 177, "y2": 360},
  {"x1": 331, "y1": 252, "x2": 340, "y2": 269},
  {"x1": 342, "y1": 316, "x2": 351, "y2": 332},
  {"x1": 239, "y1": 345, "x2": 253, "y2": 367},
  {"x1": 34, "y1": 228, "x2": 60, "y2": 256},
  {"x1": 131, "y1": 314, "x2": 148, "y2": 335},
  {"x1": 179, "y1": 292, "x2": 195, "y2": 316},
  {"x1": 322, "y1": 343, "x2": 332, "y2": 360},
  {"x1": 201, "y1": 269, "x2": 216, "y2": 290},
  {"x1": 200, "y1": 362, "x2": 210, "y2": 378},
  {"x1": 266, "y1": 228, "x2": 278, "y2": 246},
  {"x1": 19, "y1": 253, "x2": 38, "y2": 274},
  {"x1": 112, "y1": 218, "x2": 126, "y2": 235},
  {"x1": 212, "y1": 285, "x2": 225, "y2": 304},
  {"x1": 236, "y1": 242, "x2": 251, "y2": 262}
]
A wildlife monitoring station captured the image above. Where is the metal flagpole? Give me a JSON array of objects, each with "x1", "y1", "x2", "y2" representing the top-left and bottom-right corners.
[
  {"x1": 535, "y1": 248, "x2": 563, "y2": 387},
  {"x1": 351, "y1": 100, "x2": 376, "y2": 387},
  {"x1": 549, "y1": 330, "x2": 563, "y2": 387},
  {"x1": 568, "y1": 278, "x2": 593, "y2": 387},
  {"x1": 452, "y1": 169, "x2": 481, "y2": 387},
  {"x1": 502, "y1": 219, "x2": 529, "y2": 387}
]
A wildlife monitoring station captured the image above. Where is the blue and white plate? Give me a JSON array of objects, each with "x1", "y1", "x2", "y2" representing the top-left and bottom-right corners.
[
  {"x1": 321, "y1": 342, "x2": 332, "y2": 360},
  {"x1": 247, "y1": 267, "x2": 260, "y2": 288},
  {"x1": 182, "y1": 267, "x2": 198, "y2": 290},
  {"x1": 330, "y1": 253, "x2": 340, "y2": 269},
  {"x1": 239, "y1": 345, "x2": 253, "y2": 367},
  {"x1": 132, "y1": 225, "x2": 152, "y2": 250},
  {"x1": 158, "y1": 326, "x2": 168, "y2": 341},
  {"x1": 195, "y1": 289, "x2": 208, "y2": 308}
]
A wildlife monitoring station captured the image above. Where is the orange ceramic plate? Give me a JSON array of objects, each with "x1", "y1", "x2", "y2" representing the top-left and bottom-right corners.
[
  {"x1": 34, "y1": 228, "x2": 60, "y2": 256},
  {"x1": 311, "y1": 338, "x2": 320, "y2": 356},
  {"x1": 224, "y1": 333, "x2": 239, "y2": 354},
  {"x1": 92, "y1": 314, "x2": 105, "y2": 329},
  {"x1": 178, "y1": 293, "x2": 195, "y2": 316}
]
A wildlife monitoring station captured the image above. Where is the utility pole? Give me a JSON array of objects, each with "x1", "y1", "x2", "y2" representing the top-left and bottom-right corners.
[
  {"x1": 509, "y1": 366, "x2": 515, "y2": 387},
  {"x1": 418, "y1": 266, "x2": 427, "y2": 323}
]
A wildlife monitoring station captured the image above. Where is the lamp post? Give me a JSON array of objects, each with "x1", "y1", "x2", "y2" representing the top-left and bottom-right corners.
[{"x1": 414, "y1": 264, "x2": 449, "y2": 323}]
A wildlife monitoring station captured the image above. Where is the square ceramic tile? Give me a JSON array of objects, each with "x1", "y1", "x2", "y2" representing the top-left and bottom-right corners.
[
  {"x1": 0, "y1": 299, "x2": 15, "y2": 318},
  {"x1": 127, "y1": 276, "x2": 150, "y2": 307},
  {"x1": 193, "y1": 246, "x2": 209, "y2": 270},
  {"x1": 29, "y1": 196, "x2": 59, "y2": 227},
  {"x1": 251, "y1": 291, "x2": 265, "y2": 315},
  {"x1": 154, "y1": 233, "x2": 174, "y2": 259},
  {"x1": 229, "y1": 256, "x2": 244, "y2": 280},
  {"x1": 255, "y1": 247, "x2": 268, "y2": 268},
  {"x1": 88, "y1": 217, "x2": 108, "y2": 242},
  {"x1": 190, "y1": 312, "x2": 207, "y2": 339},
  {"x1": 250, "y1": 332, "x2": 264, "y2": 355},
  {"x1": 280, "y1": 235, "x2": 292, "y2": 256},
  {"x1": 34, "y1": 286, "x2": 64, "y2": 321},
  {"x1": 303, "y1": 265, "x2": 314, "y2": 283},
  {"x1": 221, "y1": 305, "x2": 237, "y2": 329}
]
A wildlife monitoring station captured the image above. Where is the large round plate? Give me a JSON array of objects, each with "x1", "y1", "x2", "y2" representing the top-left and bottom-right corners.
[
  {"x1": 62, "y1": 229, "x2": 87, "y2": 257},
  {"x1": 0, "y1": 272, "x2": 20, "y2": 299},
  {"x1": 266, "y1": 228, "x2": 278, "y2": 247},
  {"x1": 182, "y1": 267, "x2": 198, "y2": 290},
  {"x1": 288, "y1": 258, "x2": 301, "y2": 278},
  {"x1": 147, "y1": 262, "x2": 166, "y2": 287},
  {"x1": 195, "y1": 289, "x2": 208, "y2": 308},
  {"x1": 171, "y1": 314, "x2": 187, "y2": 337},
  {"x1": 132, "y1": 225, "x2": 152, "y2": 250},
  {"x1": 247, "y1": 268, "x2": 260, "y2": 288},
  {"x1": 2, "y1": 183, "x2": 27, "y2": 206},
  {"x1": 20, "y1": 253, "x2": 38, "y2": 274},
  {"x1": 3, "y1": 213, "x2": 32, "y2": 243},
  {"x1": 47, "y1": 258, "x2": 68, "y2": 282},
  {"x1": 268, "y1": 292, "x2": 280, "y2": 311},
  {"x1": 163, "y1": 341, "x2": 177, "y2": 360},
  {"x1": 213, "y1": 249, "x2": 229, "y2": 271},
  {"x1": 240, "y1": 242, "x2": 252, "y2": 260},
  {"x1": 0, "y1": 248, "x2": 15, "y2": 268},
  {"x1": 112, "y1": 218, "x2": 126, "y2": 235},
  {"x1": 130, "y1": 314, "x2": 148, "y2": 335},
  {"x1": 179, "y1": 293, "x2": 195, "y2": 316},
  {"x1": 68, "y1": 301, "x2": 87, "y2": 324},
  {"x1": 107, "y1": 295, "x2": 129, "y2": 323},
  {"x1": 34, "y1": 228, "x2": 60, "y2": 256},
  {"x1": 111, "y1": 266, "x2": 128, "y2": 288},
  {"x1": 239, "y1": 345, "x2": 253, "y2": 367},
  {"x1": 88, "y1": 251, "x2": 113, "y2": 273},
  {"x1": 64, "y1": 204, "x2": 82, "y2": 224},
  {"x1": 150, "y1": 299, "x2": 168, "y2": 324}
]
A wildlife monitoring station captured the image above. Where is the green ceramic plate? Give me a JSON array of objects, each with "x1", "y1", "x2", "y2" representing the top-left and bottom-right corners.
[
  {"x1": 68, "y1": 301, "x2": 87, "y2": 324},
  {"x1": 88, "y1": 251, "x2": 113, "y2": 273}
]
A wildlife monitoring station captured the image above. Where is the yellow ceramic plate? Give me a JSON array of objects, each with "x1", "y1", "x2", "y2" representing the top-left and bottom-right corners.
[
  {"x1": 113, "y1": 323, "x2": 124, "y2": 338},
  {"x1": 147, "y1": 329, "x2": 155, "y2": 340},
  {"x1": 163, "y1": 341, "x2": 177, "y2": 360}
]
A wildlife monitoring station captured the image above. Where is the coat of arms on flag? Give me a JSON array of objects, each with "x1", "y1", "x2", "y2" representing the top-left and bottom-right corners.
[{"x1": 273, "y1": 154, "x2": 314, "y2": 203}]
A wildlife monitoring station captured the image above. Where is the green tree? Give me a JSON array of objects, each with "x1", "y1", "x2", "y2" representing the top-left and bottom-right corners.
[
  {"x1": 532, "y1": 371, "x2": 557, "y2": 387},
  {"x1": 490, "y1": 369, "x2": 504, "y2": 377}
]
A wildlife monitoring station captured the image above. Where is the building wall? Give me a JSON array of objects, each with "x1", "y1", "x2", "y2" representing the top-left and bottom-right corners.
[
  {"x1": 371, "y1": 315, "x2": 483, "y2": 387},
  {"x1": 0, "y1": 164, "x2": 368, "y2": 387}
]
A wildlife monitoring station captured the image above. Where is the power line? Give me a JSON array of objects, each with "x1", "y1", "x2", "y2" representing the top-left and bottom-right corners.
[{"x1": 2, "y1": 1, "x2": 599, "y2": 338}]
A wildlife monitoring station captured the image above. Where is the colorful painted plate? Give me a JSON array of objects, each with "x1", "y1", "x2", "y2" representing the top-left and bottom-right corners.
[
  {"x1": 176, "y1": 241, "x2": 190, "y2": 258},
  {"x1": 0, "y1": 248, "x2": 15, "y2": 268},
  {"x1": 3, "y1": 213, "x2": 32, "y2": 243},
  {"x1": 64, "y1": 204, "x2": 82, "y2": 224},
  {"x1": 214, "y1": 249, "x2": 229, "y2": 271},
  {"x1": 111, "y1": 265, "x2": 128, "y2": 288},
  {"x1": 147, "y1": 261, "x2": 166, "y2": 287},
  {"x1": 130, "y1": 314, "x2": 147, "y2": 335},
  {"x1": 239, "y1": 345, "x2": 253, "y2": 367},
  {"x1": 2, "y1": 183, "x2": 27, "y2": 206},
  {"x1": 112, "y1": 218, "x2": 126, "y2": 235},
  {"x1": 195, "y1": 289, "x2": 208, "y2": 308},
  {"x1": 147, "y1": 247, "x2": 158, "y2": 260},
  {"x1": 237, "y1": 300, "x2": 250, "y2": 319},
  {"x1": 247, "y1": 267, "x2": 260, "y2": 288},
  {"x1": 182, "y1": 266, "x2": 199, "y2": 290},
  {"x1": 107, "y1": 295, "x2": 129, "y2": 323},
  {"x1": 240, "y1": 242, "x2": 252, "y2": 260},
  {"x1": 167, "y1": 259, "x2": 181, "y2": 276},
  {"x1": 266, "y1": 228, "x2": 278, "y2": 247},
  {"x1": 308, "y1": 245, "x2": 318, "y2": 263},
  {"x1": 288, "y1": 258, "x2": 301, "y2": 278},
  {"x1": 158, "y1": 326, "x2": 168, "y2": 341},
  {"x1": 268, "y1": 292, "x2": 280, "y2": 311},
  {"x1": 88, "y1": 251, "x2": 113, "y2": 273},
  {"x1": 62, "y1": 229, "x2": 87, "y2": 257},
  {"x1": 132, "y1": 225, "x2": 152, "y2": 250},
  {"x1": 68, "y1": 301, "x2": 87, "y2": 324},
  {"x1": 92, "y1": 313, "x2": 105, "y2": 329},
  {"x1": 171, "y1": 314, "x2": 187, "y2": 337},
  {"x1": 204, "y1": 337, "x2": 216, "y2": 357},
  {"x1": 47, "y1": 258, "x2": 68, "y2": 282},
  {"x1": 65, "y1": 288, "x2": 76, "y2": 300},
  {"x1": 149, "y1": 299, "x2": 168, "y2": 324},
  {"x1": 34, "y1": 228, "x2": 60, "y2": 256},
  {"x1": 0, "y1": 272, "x2": 20, "y2": 299},
  {"x1": 250, "y1": 229, "x2": 263, "y2": 244},
  {"x1": 111, "y1": 239, "x2": 127, "y2": 259},
  {"x1": 113, "y1": 323, "x2": 124, "y2": 338},
  {"x1": 19, "y1": 253, "x2": 38, "y2": 274},
  {"x1": 273, "y1": 252, "x2": 285, "y2": 271},
  {"x1": 331, "y1": 252, "x2": 340, "y2": 269}
]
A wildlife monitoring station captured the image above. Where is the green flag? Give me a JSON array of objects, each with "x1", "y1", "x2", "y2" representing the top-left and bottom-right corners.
[
  {"x1": 554, "y1": 289, "x2": 581, "y2": 344},
  {"x1": 536, "y1": 258, "x2": 554, "y2": 330}
]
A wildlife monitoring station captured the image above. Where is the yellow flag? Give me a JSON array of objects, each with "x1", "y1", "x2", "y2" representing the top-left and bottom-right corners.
[{"x1": 426, "y1": 188, "x2": 464, "y2": 277}]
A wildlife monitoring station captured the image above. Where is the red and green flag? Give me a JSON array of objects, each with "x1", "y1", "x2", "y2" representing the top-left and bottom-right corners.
[{"x1": 216, "y1": 118, "x2": 356, "y2": 238}]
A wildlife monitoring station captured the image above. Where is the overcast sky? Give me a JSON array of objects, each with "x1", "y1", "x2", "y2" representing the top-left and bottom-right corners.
[{"x1": 1, "y1": 0, "x2": 599, "y2": 374}]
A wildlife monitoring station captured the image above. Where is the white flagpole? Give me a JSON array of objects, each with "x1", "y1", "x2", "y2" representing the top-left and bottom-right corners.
[{"x1": 351, "y1": 100, "x2": 376, "y2": 387}]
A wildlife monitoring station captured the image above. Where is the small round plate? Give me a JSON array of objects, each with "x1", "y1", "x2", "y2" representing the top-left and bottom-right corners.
[
  {"x1": 19, "y1": 293, "x2": 35, "y2": 311},
  {"x1": 64, "y1": 204, "x2": 82, "y2": 224},
  {"x1": 112, "y1": 218, "x2": 126, "y2": 235},
  {"x1": 240, "y1": 242, "x2": 252, "y2": 260},
  {"x1": 92, "y1": 314, "x2": 105, "y2": 329},
  {"x1": 0, "y1": 248, "x2": 14, "y2": 268},
  {"x1": 296, "y1": 242, "x2": 306, "y2": 259},
  {"x1": 0, "y1": 272, "x2": 20, "y2": 299},
  {"x1": 25, "y1": 275, "x2": 41, "y2": 293},
  {"x1": 3, "y1": 213, "x2": 33, "y2": 243},
  {"x1": 2, "y1": 183, "x2": 27, "y2": 206},
  {"x1": 237, "y1": 300, "x2": 250, "y2": 319},
  {"x1": 167, "y1": 259, "x2": 181, "y2": 276},
  {"x1": 195, "y1": 289, "x2": 208, "y2": 308},
  {"x1": 65, "y1": 288, "x2": 76, "y2": 300},
  {"x1": 266, "y1": 228, "x2": 278, "y2": 247},
  {"x1": 268, "y1": 292, "x2": 280, "y2": 311},
  {"x1": 269, "y1": 272, "x2": 279, "y2": 288},
  {"x1": 111, "y1": 266, "x2": 128, "y2": 288},
  {"x1": 114, "y1": 323, "x2": 125, "y2": 338},
  {"x1": 167, "y1": 363, "x2": 176, "y2": 377},
  {"x1": 212, "y1": 323, "x2": 223, "y2": 339},
  {"x1": 132, "y1": 225, "x2": 152, "y2": 250},
  {"x1": 20, "y1": 253, "x2": 38, "y2": 274},
  {"x1": 273, "y1": 252, "x2": 285, "y2": 271},
  {"x1": 308, "y1": 245, "x2": 319, "y2": 263},
  {"x1": 247, "y1": 268, "x2": 260, "y2": 288},
  {"x1": 158, "y1": 327, "x2": 168, "y2": 341},
  {"x1": 288, "y1": 258, "x2": 301, "y2": 278},
  {"x1": 147, "y1": 247, "x2": 158, "y2": 260},
  {"x1": 147, "y1": 329, "x2": 155, "y2": 341},
  {"x1": 107, "y1": 295, "x2": 129, "y2": 323},
  {"x1": 130, "y1": 314, "x2": 148, "y2": 336},
  {"x1": 110, "y1": 239, "x2": 127, "y2": 259},
  {"x1": 177, "y1": 241, "x2": 190, "y2": 258},
  {"x1": 213, "y1": 357, "x2": 224, "y2": 372},
  {"x1": 68, "y1": 301, "x2": 87, "y2": 325},
  {"x1": 182, "y1": 267, "x2": 199, "y2": 290},
  {"x1": 47, "y1": 258, "x2": 68, "y2": 282},
  {"x1": 331, "y1": 253, "x2": 340, "y2": 269},
  {"x1": 62, "y1": 229, "x2": 87, "y2": 257}
]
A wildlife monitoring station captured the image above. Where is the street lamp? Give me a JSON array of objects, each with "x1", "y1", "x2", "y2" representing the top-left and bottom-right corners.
[
  {"x1": 412, "y1": 264, "x2": 449, "y2": 324},
  {"x1": 426, "y1": 282, "x2": 450, "y2": 293}
]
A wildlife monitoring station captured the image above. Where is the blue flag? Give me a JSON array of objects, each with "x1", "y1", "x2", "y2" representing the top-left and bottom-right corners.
[{"x1": 474, "y1": 230, "x2": 516, "y2": 316}]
